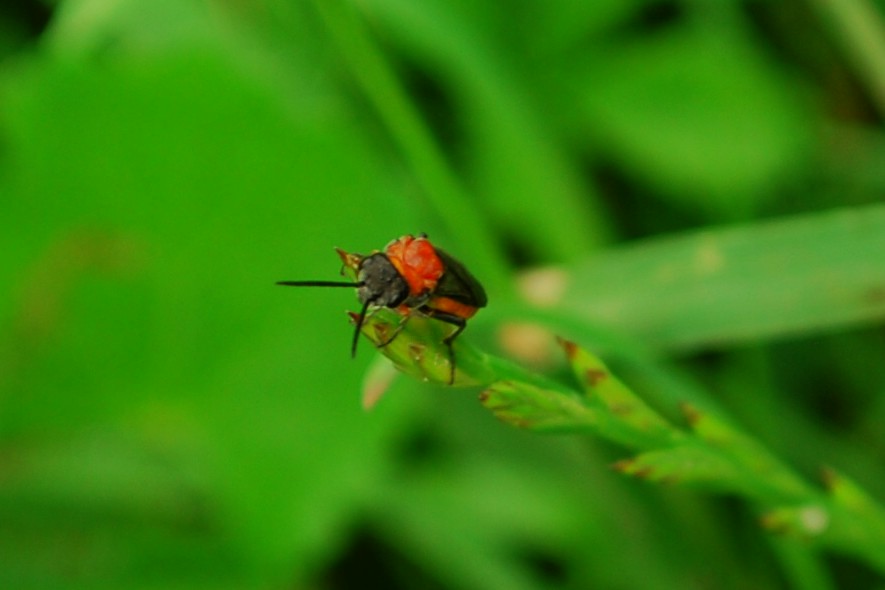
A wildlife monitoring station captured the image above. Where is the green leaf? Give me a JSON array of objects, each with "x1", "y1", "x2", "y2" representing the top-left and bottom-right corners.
[
  {"x1": 571, "y1": 12, "x2": 812, "y2": 214},
  {"x1": 0, "y1": 9, "x2": 421, "y2": 585},
  {"x1": 480, "y1": 380, "x2": 599, "y2": 433},
  {"x1": 360, "y1": 0, "x2": 611, "y2": 261},
  {"x1": 819, "y1": 468, "x2": 885, "y2": 568},
  {"x1": 558, "y1": 337, "x2": 678, "y2": 447},
  {"x1": 477, "y1": 340, "x2": 675, "y2": 447},
  {"x1": 682, "y1": 404, "x2": 812, "y2": 502},
  {"x1": 354, "y1": 308, "x2": 497, "y2": 387},
  {"x1": 545, "y1": 205, "x2": 885, "y2": 352},
  {"x1": 614, "y1": 444, "x2": 743, "y2": 488}
]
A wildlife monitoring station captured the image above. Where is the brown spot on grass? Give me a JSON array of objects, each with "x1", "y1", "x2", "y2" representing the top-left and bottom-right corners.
[
  {"x1": 820, "y1": 467, "x2": 838, "y2": 491},
  {"x1": 658, "y1": 475, "x2": 678, "y2": 486},
  {"x1": 865, "y1": 285, "x2": 885, "y2": 306},
  {"x1": 373, "y1": 323, "x2": 390, "y2": 342},
  {"x1": 556, "y1": 336, "x2": 578, "y2": 360},
  {"x1": 680, "y1": 402, "x2": 701, "y2": 427},
  {"x1": 612, "y1": 458, "x2": 634, "y2": 473},
  {"x1": 407, "y1": 343, "x2": 425, "y2": 360},
  {"x1": 609, "y1": 402, "x2": 633, "y2": 416},
  {"x1": 585, "y1": 368, "x2": 607, "y2": 387},
  {"x1": 759, "y1": 514, "x2": 789, "y2": 534}
]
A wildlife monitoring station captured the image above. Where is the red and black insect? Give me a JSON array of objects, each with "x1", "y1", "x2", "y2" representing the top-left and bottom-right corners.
[{"x1": 277, "y1": 234, "x2": 487, "y2": 384}]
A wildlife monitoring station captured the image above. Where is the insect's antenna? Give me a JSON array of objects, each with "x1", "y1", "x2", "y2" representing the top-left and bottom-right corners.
[
  {"x1": 276, "y1": 280, "x2": 363, "y2": 288},
  {"x1": 351, "y1": 298, "x2": 372, "y2": 358}
]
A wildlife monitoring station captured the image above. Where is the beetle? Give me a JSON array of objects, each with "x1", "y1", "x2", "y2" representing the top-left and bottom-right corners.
[{"x1": 277, "y1": 234, "x2": 487, "y2": 384}]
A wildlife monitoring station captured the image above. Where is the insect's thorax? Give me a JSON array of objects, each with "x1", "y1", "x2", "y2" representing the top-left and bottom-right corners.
[{"x1": 384, "y1": 235, "x2": 444, "y2": 297}]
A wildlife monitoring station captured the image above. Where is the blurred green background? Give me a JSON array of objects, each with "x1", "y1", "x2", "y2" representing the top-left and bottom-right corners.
[{"x1": 3, "y1": 0, "x2": 885, "y2": 588}]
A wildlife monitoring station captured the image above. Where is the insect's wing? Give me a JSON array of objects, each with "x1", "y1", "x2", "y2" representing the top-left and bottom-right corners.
[{"x1": 433, "y1": 249, "x2": 488, "y2": 308}]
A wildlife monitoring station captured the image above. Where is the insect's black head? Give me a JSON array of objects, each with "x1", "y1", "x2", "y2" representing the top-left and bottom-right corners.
[
  {"x1": 276, "y1": 249, "x2": 411, "y2": 360},
  {"x1": 357, "y1": 253, "x2": 409, "y2": 308}
]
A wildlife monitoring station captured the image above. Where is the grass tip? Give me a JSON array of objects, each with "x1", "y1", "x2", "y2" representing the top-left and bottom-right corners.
[
  {"x1": 612, "y1": 458, "x2": 634, "y2": 473},
  {"x1": 555, "y1": 336, "x2": 579, "y2": 360},
  {"x1": 820, "y1": 466, "x2": 838, "y2": 491},
  {"x1": 680, "y1": 402, "x2": 702, "y2": 427}
]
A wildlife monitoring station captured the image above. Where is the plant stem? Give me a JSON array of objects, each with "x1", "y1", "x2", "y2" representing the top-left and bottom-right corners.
[
  {"x1": 808, "y1": 0, "x2": 885, "y2": 117},
  {"x1": 310, "y1": 0, "x2": 511, "y2": 289}
]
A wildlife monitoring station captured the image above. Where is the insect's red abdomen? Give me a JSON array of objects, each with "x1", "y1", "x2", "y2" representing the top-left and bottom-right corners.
[
  {"x1": 427, "y1": 296, "x2": 479, "y2": 320},
  {"x1": 385, "y1": 235, "x2": 444, "y2": 297}
]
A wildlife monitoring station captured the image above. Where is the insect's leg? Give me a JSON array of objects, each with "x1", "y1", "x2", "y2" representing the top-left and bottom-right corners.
[
  {"x1": 353, "y1": 301, "x2": 394, "y2": 356},
  {"x1": 376, "y1": 309, "x2": 412, "y2": 348},
  {"x1": 419, "y1": 308, "x2": 467, "y2": 385}
]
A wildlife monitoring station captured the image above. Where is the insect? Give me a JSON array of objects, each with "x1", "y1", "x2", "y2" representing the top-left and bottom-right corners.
[{"x1": 277, "y1": 234, "x2": 487, "y2": 384}]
